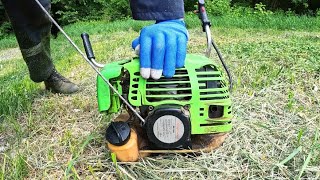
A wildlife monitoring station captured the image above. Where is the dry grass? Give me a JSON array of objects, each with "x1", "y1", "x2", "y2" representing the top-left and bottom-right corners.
[{"x1": 0, "y1": 25, "x2": 319, "y2": 179}]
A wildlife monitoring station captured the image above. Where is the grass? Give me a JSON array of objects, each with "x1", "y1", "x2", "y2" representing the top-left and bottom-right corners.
[
  {"x1": 0, "y1": 13, "x2": 319, "y2": 179},
  {"x1": 207, "y1": 12, "x2": 320, "y2": 31}
]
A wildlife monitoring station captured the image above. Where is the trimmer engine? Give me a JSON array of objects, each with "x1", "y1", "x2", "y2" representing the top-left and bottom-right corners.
[
  {"x1": 34, "y1": 0, "x2": 233, "y2": 162},
  {"x1": 98, "y1": 54, "x2": 232, "y2": 150}
]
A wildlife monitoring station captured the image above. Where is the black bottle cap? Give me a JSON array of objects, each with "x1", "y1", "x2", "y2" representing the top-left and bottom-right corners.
[{"x1": 105, "y1": 122, "x2": 131, "y2": 146}]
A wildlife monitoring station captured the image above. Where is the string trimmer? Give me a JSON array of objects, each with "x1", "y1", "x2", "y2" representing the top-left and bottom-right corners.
[{"x1": 35, "y1": 0, "x2": 233, "y2": 162}]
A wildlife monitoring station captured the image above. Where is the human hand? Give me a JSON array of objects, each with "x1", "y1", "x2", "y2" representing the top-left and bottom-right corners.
[{"x1": 132, "y1": 20, "x2": 188, "y2": 79}]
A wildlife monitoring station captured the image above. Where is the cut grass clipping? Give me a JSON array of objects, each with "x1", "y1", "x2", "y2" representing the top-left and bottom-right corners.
[{"x1": 0, "y1": 14, "x2": 319, "y2": 179}]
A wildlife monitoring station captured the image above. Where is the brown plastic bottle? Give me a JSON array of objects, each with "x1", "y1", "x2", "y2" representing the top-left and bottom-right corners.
[{"x1": 107, "y1": 129, "x2": 139, "y2": 162}]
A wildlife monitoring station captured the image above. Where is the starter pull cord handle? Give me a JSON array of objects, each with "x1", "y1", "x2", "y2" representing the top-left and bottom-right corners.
[{"x1": 81, "y1": 33, "x2": 105, "y2": 68}]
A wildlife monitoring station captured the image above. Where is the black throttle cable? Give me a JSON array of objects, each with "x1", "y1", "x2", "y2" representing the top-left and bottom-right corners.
[
  {"x1": 198, "y1": 0, "x2": 233, "y2": 92},
  {"x1": 211, "y1": 38, "x2": 233, "y2": 92}
]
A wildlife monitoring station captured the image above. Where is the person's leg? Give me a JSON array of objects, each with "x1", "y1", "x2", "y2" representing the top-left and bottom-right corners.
[
  {"x1": 2, "y1": 0, "x2": 53, "y2": 82},
  {"x1": 2, "y1": 0, "x2": 78, "y2": 93}
]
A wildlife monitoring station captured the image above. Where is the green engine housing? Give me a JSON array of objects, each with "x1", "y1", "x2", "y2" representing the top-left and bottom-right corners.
[{"x1": 97, "y1": 54, "x2": 232, "y2": 135}]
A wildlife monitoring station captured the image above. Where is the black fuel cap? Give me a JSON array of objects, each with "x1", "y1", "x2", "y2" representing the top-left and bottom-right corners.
[{"x1": 105, "y1": 122, "x2": 131, "y2": 146}]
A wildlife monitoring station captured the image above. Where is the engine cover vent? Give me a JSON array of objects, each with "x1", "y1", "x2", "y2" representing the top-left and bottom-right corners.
[
  {"x1": 145, "y1": 69, "x2": 192, "y2": 102},
  {"x1": 196, "y1": 65, "x2": 229, "y2": 101}
]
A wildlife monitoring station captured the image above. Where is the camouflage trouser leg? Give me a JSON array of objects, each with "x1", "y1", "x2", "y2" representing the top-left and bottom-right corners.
[{"x1": 2, "y1": 0, "x2": 54, "y2": 82}]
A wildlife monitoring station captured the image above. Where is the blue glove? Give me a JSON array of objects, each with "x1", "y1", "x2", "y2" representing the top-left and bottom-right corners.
[{"x1": 132, "y1": 20, "x2": 188, "y2": 79}]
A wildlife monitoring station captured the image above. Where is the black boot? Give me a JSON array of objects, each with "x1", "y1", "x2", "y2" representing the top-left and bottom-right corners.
[{"x1": 44, "y1": 69, "x2": 79, "y2": 94}]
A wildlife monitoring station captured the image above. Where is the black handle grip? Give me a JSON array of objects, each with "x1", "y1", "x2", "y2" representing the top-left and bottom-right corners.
[
  {"x1": 81, "y1": 33, "x2": 95, "y2": 59},
  {"x1": 198, "y1": 0, "x2": 211, "y2": 32}
]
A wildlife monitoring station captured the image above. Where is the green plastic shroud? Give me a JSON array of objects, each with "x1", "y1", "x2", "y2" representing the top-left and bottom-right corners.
[{"x1": 97, "y1": 54, "x2": 232, "y2": 134}]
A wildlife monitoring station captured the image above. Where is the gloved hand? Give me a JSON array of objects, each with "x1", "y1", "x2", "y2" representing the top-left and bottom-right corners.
[{"x1": 132, "y1": 20, "x2": 188, "y2": 79}]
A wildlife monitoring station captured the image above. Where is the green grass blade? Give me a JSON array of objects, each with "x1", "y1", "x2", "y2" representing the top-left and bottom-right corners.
[
  {"x1": 298, "y1": 131, "x2": 319, "y2": 179},
  {"x1": 65, "y1": 134, "x2": 95, "y2": 177},
  {"x1": 65, "y1": 158, "x2": 76, "y2": 177},
  {"x1": 297, "y1": 149, "x2": 313, "y2": 179},
  {"x1": 1, "y1": 153, "x2": 6, "y2": 180},
  {"x1": 276, "y1": 146, "x2": 302, "y2": 167}
]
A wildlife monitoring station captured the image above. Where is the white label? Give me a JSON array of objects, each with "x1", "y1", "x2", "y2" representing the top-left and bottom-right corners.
[{"x1": 153, "y1": 115, "x2": 184, "y2": 144}]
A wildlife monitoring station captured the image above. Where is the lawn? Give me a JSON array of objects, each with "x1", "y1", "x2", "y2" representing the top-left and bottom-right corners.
[{"x1": 0, "y1": 14, "x2": 319, "y2": 179}]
